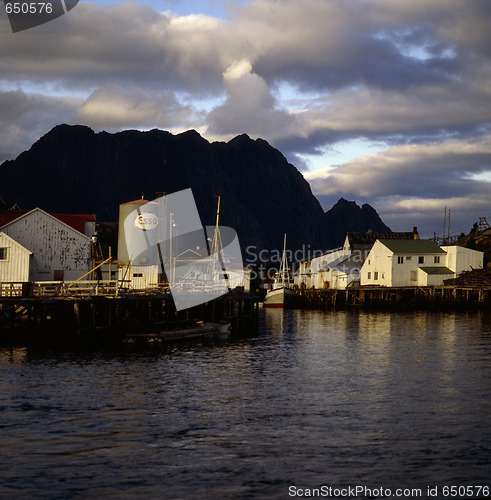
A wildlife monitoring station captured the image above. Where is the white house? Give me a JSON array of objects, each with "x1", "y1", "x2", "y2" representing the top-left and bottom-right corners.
[
  {"x1": 361, "y1": 239, "x2": 483, "y2": 287},
  {"x1": 0, "y1": 231, "x2": 32, "y2": 282},
  {"x1": 296, "y1": 229, "x2": 419, "y2": 290},
  {"x1": 0, "y1": 208, "x2": 92, "y2": 281}
]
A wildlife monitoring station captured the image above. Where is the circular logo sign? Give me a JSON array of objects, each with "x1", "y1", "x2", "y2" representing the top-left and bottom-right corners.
[{"x1": 134, "y1": 212, "x2": 159, "y2": 230}]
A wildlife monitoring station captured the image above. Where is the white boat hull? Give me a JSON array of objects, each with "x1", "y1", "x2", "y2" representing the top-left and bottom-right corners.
[{"x1": 263, "y1": 287, "x2": 297, "y2": 308}]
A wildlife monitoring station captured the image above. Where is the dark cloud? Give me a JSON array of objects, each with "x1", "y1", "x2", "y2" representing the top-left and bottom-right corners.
[
  {"x1": 0, "y1": 89, "x2": 79, "y2": 162},
  {"x1": 305, "y1": 137, "x2": 491, "y2": 236},
  {"x1": 1, "y1": 0, "x2": 490, "y2": 235}
]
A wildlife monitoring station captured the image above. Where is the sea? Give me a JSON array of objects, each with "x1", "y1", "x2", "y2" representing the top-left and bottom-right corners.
[{"x1": 0, "y1": 308, "x2": 490, "y2": 499}]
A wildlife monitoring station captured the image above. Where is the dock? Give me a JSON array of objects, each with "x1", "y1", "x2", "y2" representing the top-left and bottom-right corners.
[
  {"x1": 0, "y1": 281, "x2": 259, "y2": 348},
  {"x1": 297, "y1": 285, "x2": 491, "y2": 310}
]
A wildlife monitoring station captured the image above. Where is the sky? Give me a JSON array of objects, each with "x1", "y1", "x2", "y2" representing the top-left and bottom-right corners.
[{"x1": 1, "y1": 0, "x2": 490, "y2": 240}]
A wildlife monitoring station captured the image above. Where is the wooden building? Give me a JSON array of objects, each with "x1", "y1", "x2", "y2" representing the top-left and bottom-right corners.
[
  {"x1": 296, "y1": 229, "x2": 418, "y2": 290},
  {"x1": 0, "y1": 208, "x2": 92, "y2": 281},
  {"x1": 361, "y1": 239, "x2": 483, "y2": 287},
  {"x1": 0, "y1": 232, "x2": 31, "y2": 282}
]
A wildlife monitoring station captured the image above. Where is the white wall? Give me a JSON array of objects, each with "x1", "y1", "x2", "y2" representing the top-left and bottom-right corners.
[
  {"x1": 311, "y1": 249, "x2": 347, "y2": 274},
  {"x1": 361, "y1": 241, "x2": 394, "y2": 286},
  {"x1": 441, "y1": 246, "x2": 483, "y2": 273},
  {"x1": 0, "y1": 232, "x2": 31, "y2": 282},
  {"x1": 119, "y1": 265, "x2": 159, "y2": 289},
  {"x1": 361, "y1": 241, "x2": 450, "y2": 287},
  {"x1": 417, "y1": 269, "x2": 455, "y2": 286}
]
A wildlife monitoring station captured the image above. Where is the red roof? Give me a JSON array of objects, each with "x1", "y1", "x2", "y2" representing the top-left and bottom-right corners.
[{"x1": 121, "y1": 199, "x2": 150, "y2": 205}]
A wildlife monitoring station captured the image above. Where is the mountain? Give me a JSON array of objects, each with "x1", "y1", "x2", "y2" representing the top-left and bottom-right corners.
[
  {"x1": 323, "y1": 198, "x2": 392, "y2": 248},
  {"x1": 0, "y1": 124, "x2": 390, "y2": 257}
]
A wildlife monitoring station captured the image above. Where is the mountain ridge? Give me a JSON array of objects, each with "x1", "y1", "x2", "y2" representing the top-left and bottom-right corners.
[{"x1": 0, "y1": 124, "x2": 391, "y2": 254}]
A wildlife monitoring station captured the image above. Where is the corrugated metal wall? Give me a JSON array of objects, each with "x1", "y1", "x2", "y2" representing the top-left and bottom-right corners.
[{"x1": 0, "y1": 232, "x2": 30, "y2": 281}]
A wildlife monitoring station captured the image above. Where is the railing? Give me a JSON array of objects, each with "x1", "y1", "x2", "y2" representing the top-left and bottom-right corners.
[
  {"x1": 32, "y1": 281, "x2": 119, "y2": 297},
  {"x1": 0, "y1": 282, "x2": 26, "y2": 297},
  {"x1": 0, "y1": 280, "x2": 173, "y2": 299}
]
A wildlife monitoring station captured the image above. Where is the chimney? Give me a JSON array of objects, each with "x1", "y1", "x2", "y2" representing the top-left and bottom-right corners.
[{"x1": 413, "y1": 227, "x2": 419, "y2": 240}]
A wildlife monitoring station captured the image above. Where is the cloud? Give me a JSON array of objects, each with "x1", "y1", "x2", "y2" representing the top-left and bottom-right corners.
[
  {"x1": 0, "y1": 4, "x2": 230, "y2": 92},
  {"x1": 207, "y1": 59, "x2": 294, "y2": 139},
  {"x1": 228, "y1": 0, "x2": 463, "y2": 92},
  {"x1": 305, "y1": 136, "x2": 491, "y2": 235},
  {"x1": 1, "y1": 0, "x2": 490, "y2": 236},
  {"x1": 0, "y1": 89, "x2": 80, "y2": 162},
  {"x1": 76, "y1": 85, "x2": 199, "y2": 129},
  {"x1": 305, "y1": 137, "x2": 491, "y2": 197}
]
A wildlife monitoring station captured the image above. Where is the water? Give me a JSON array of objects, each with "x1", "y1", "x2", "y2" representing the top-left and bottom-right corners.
[{"x1": 0, "y1": 309, "x2": 490, "y2": 499}]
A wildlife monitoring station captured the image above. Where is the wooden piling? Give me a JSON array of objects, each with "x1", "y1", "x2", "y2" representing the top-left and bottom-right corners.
[
  {"x1": 296, "y1": 285, "x2": 491, "y2": 311},
  {"x1": 0, "y1": 290, "x2": 259, "y2": 347}
]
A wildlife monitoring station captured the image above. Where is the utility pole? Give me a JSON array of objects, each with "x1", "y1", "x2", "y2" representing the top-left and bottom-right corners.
[
  {"x1": 447, "y1": 209, "x2": 451, "y2": 242},
  {"x1": 443, "y1": 207, "x2": 446, "y2": 243}
]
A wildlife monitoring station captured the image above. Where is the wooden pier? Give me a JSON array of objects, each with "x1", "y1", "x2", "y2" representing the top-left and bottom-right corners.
[
  {"x1": 0, "y1": 285, "x2": 259, "y2": 348},
  {"x1": 297, "y1": 285, "x2": 491, "y2": 311}
]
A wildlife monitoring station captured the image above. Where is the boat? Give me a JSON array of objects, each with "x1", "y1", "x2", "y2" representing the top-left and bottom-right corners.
[
  {"x1": 123, "y1": 321, "x2": 231, "y2": 343},
  {"x1": 263, "y1": 233, "x2": 297, "y2": 308}
]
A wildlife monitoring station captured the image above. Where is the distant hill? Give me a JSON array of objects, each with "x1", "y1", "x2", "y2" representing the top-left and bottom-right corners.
[
  {"x1": 456, "y1": 226, "x2": 491, "y2": 268},
  {"x1": 0, "y1": 124, "x2": 391, "y2": 257}
]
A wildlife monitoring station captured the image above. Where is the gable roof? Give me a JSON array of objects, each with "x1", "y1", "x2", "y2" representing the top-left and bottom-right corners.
[
  {"x1": 0, "y1": 210, "x2": 95, "y2": 235},
  {"x1": 177, "y1": 248, "x2": 209, "y2": 259},
  {"x1": 0, "y1": 208, "x2": 92, "y2": 242},
  {"x1": 320, "y1": 253, "x2": 365, "y2": 272},
  {"x1": 378, "y1": 239, "x2": 446, "y2": 254}
]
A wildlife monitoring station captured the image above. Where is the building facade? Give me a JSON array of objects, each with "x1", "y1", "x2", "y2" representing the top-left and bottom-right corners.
[
  {"x1": 295, "y1": 230, "x2": 419, "y2": 290},
  {"x1": 0, "y1": 208, "x2": 92, "y2": 281},
  {"x1": 0, "y1": 232, "x2": 32, "y2": 282},
  {"x1": 361, "y1": 239, "x2": 483, "y2": 287}
]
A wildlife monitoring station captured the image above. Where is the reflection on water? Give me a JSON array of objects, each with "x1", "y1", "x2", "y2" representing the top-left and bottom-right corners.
[{"x1": 0, "y1": 309, "x2": 490, "y2": 499}]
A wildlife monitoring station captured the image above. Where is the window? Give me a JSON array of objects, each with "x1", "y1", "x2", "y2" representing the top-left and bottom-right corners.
[
  {"x1": 374, "y1": 272, "x2": 379, "y2": 280},
  {"x1": 133, "y1": 273, "x2": 143, "y2": 278},
  {"x1": 397, "y1": 256, "x2": 404, "y2": 264},
  {"x1": 406, "y1": 256, "x2": 412, "y2": 261},
  {"x1": 367, "y1": 272, "x2": 371, "y2": 280},
  {"x1": 434, "y1": 256, "x2": 440, "y2": 264},
  {"x1": 53, "y1": 270, "x2": 64, "y2": 281},
  {"x1": 0, "y1": 247, "x2": 8, "y2": 260},
  {"x1": 419, "y1": 256, "x2": 424, "y2": 264}
]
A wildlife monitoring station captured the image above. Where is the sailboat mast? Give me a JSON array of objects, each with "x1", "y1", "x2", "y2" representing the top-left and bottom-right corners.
[
  {"x1": 215, "y1": 195, "x2": 221, "y2": 229},
  {"x1": 211, "y1": 196, "x2": 222, "y2": 257},
  {"x1": 210, "y1": 196, "x2": 231, "y2": 291},
  {"x1": 280, "y1": 233, "x2": 290, "y2": 286}
]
